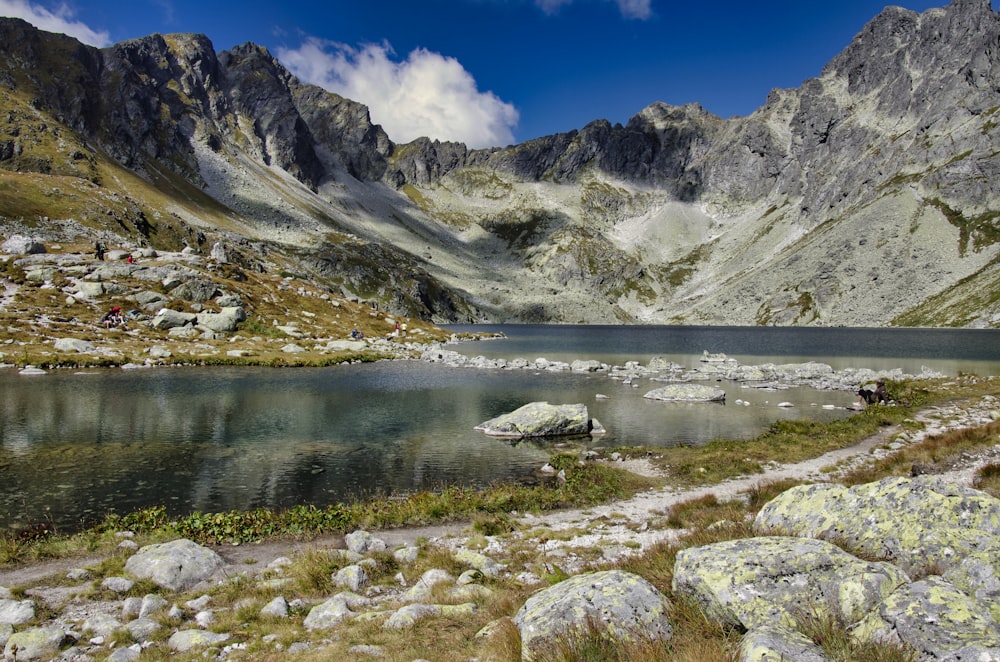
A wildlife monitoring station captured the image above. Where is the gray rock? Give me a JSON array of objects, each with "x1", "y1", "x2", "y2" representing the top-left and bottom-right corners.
[
  {"x1": 167, "y1": 629, "x2": 229, "y2": 652},
  {"x1": 105, "y1": 644, "x2": 142, "y2": 661},
  {"x1": 739, "y1": 623, "x2": 827, "y2": 662},
  {"x1": 514, "y1": 569, "x2": 673, "y2": 660},
  {"x1": 643, "y1": 384, "x2": 726, "y2": 402},
  {"x1": 453, "y1": 549, "x2": 504, "y2": 578},
  {"x1": 334, "y1": 565, "x2": 369, "y2": 592},
  {"x1": 100, "y1": 577, "x2": 135, "y2": 593},
  {"x1": 196, "y1": 306, "x2": 246, "y2": 333},
  {"x1": 303, "y1": 595, "x2": 356, "y2": 630},
  {"x1": 82, "y1": 613, "x2": 122, "y2": 638},
  {"x1": 151, "y1": 308, "x2": 197, "y2": 330},
  {"x1": 259, "y1": 596, "x2": 289, "y2": 618},
  {"x1": 281, "y1": 343, "x2": 306, "y2": 353},
  {"x1": 753, "y1": 476, "x2": 1000, "y2": 574},
  {"x1": 169, "y1": 278, "x2": 220, "y2": 303},
  {"x1": 125, "y1": 617, "x2": 161, "y2": 643},
  {"x1": 3, "y1": 626, "x2": 65, "y2": 660},
  {"x1": 1, "y1": 235, "x2": 45, "y2": 255},
  {"x1": 853, "y1": 575, "x2": 1000, "y2": 658},
  {"x1": 124, "y1": 538, "x2": 224, "y2": 591},
  {"x1": 138, "y1": 593, "x2": 169, "y2": 618},
  {"x1": 53, "y1": 337, "x2": 94, "y2": 353},
  {"x1": 0, "y1": 599, "x2": 34, "y2": 625},
  {"x1": 133, "y1": 290, "x2": 169, "y2": 310},
  {"x1": 474, "y1": 402, "x2": 596, "y2": 438},
  {"x1": 74, "y1": 281, "x2": 104, "y2": 299},
  {"x1": 345, "y1": 530, "x2": 388, "y2": 555},
  {"x1": 672, "y1": 536, "x2": 907, "y2": 630},
  {"x1": 401, "y1": 569, "x2": 455, "y2": 603}
]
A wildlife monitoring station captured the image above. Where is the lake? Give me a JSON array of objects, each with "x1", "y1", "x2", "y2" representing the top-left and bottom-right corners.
[{"x1": 2, "y1": 325, "x2": 999, "y2": 533}]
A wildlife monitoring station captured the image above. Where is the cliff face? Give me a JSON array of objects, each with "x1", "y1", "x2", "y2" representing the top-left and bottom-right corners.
[{"x1": 1, "y1": 0, "x2": 999, "y2": 326}]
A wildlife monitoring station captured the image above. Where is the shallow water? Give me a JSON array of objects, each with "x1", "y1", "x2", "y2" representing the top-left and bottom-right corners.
[{"x1": 2, "y1": 324, "x2": 998, "y2": 532}]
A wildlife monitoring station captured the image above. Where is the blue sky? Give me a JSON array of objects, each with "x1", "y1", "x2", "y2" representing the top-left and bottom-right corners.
[{"x1": 0, "y1": 0, "x2": 990, "y2": 148}]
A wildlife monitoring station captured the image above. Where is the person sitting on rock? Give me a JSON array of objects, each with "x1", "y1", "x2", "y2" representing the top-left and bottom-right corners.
[
  {"x1": 874, "y1": 379, "x2": 889, "y2": 405},
  {"x1": 102, "y1": 306, "x2": 125, "y2": 328}
]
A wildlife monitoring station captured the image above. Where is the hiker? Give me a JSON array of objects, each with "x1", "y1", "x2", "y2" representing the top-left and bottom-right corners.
[
  {"x1": 101, "y1": 306, "x2": 125, "y2": 328},
  {"x1": 94, "y1": 241, "x2": 104, "y2": 260},
  {"x1": 874, "y1": 379, "x2": 889, "y2": 405},
  {"x1": 350, "y1": 328, "x2": 364, "y2": 340},
  {"x1": 855, "y1": 385, "x2": 877, "y2": 407}
]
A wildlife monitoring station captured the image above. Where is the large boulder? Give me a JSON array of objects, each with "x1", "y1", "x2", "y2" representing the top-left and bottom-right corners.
[
  {"x1": 1, "y1": 234, "x2": 45, "y2": 255},
  {"x1": 3, "y1": 626, "x2": 65, "y2": 660},
  {"x1": 474, "y1": 402, "x2": 601, "y2": 438},
  {"x1": 643, "y1": 384, "x2": 726, "y2": 402},
  {"x1": 753, "y1": 476, "x2": 1000, "y2": 574},
  {"x1": 124, "y1": 539, "x2": 224, "y2": 591},
  {"x1": 672, "y1": 536, "x2": 908, "y2": 630},
  {"x1": 196, "y1": 306, "x2": 246, "y2": 333},
  {"x1": 169, "y1": 278, "x2": 220, "y2": 303},
  {"x1": 151, "y1": 308, "x2": 197, "y2": 330},
  {"x1": 53, "y1": 338, "x2": 94, "y2": 353},
  {"x1": 513, "y1": 569, "x2": 673, "y2": 660},
  {"x1": 852, "y1": 575, "x2": 1000, "y2": 659},
  {"x1": 739, "y1": 623, "x2": 827, "y2": 662}
]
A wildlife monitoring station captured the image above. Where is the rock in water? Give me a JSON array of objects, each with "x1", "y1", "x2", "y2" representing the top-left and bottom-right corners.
[{"x1": 474, "y1": 402, "x2": 599, "y2": 438}]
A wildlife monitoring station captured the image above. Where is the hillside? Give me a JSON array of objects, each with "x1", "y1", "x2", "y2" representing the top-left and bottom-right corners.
[{"x1": 1, "y1": 0, "x2": 999, "y2": 327}]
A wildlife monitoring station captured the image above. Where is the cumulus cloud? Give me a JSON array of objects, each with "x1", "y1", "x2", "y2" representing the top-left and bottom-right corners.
[
  {"x1": 535, "y1": 0, "x2": 652, "y2": 20},
  {"x1": 278, "y1": 38, "x2": 519, "y2": 149},
  {"x1": 0, "y1": 0, "x2": 110, "y2": 46}
]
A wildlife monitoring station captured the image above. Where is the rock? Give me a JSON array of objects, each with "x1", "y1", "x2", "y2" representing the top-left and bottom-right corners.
[
  {"x1": 345, "y1": 530, "x2": 388, "y2": 555},
  {"x1": 672, "y1": 536, "x2": 907, "y2": 630},
  {"x1": 196, "y1": 306, "x2": 246, "y2": 333},
  {"x1": 514, "y1": 569, "x2": 673, "y2": 660},
  {"x1": 570, "y1": 359, "x2": 605, "y2": 372},
  {"x1": 334, "y1": 565, "x2": 369, "y2": 592},
  {"x1": 82, "y1": 613, "x2": 122, "y2": 638},
  {"x1": 134, "y1": 290, "x2": 169, "y2": 311},
  {"x1": 138, "y1": 593, "x2": 169, "y2": 618},
  {"x1": 401, "y1": 569, "x2": 454, "y2": 603},
  {"x1": 169, "y1": 278, "x2": 220, "y2": 303},
  {"x1": 303, "y1": 595, "x2": 357, "y2": 630},
  {"x1": 105, "y1": 644, "x2": 142, "y2": 661},
  {"x1": 124, "y1": 538, "x2": 224, "y2": 591},
  {"x1": 453, "y1": 549, "x2": 504, "y2": 578},
  {"x1": 383, "y1": 603, "x2": 440, "y2": 630},
  {"x1": 643, "y1": 384, "x2": 726, "y2": 402},
  {"x1": 474, "y1": 402, "x2": 598, "y2": 438},
  {"x1": 393, "y1": 545, "x2": 419, "y2": 564},
  {"x1": 2, "y1": 626, "x2": 65, "y2": 660},
  {"x1": 100, "y1": 577, "x2": 134, "y2": 593},
  {"x1": 125, "y1": 617, "x2": 161, "y2": 643},
  {"x1": 739, "y1": 623, "x2": 827, "y2": 662},
  {"x1": 259, "y1": 596, "x2": 289, "y2": 618},
  {"x1": 167, "y1": 629, "x2": 230, "y2": 652},
  {"x1": 0, "y1": 599, "x2": 34, "y2": 625},
  {"x1": 853, "y1": 575, "x2": 1000, "y2": 658},
  {"x1": 753, "y1": 476, "x2": 1000, "y2": 574},
  {"x1": 281, "y1": 343, "x2": 306, "y2": 353},
  {"x1": 1, "y1": 235, "x2": 45, "y2": 255},
  {"x1": 74, "y1": 281, "x2": 104, "y2": 299},
  {"x1": 53, "y1": 338, "x2": 94, "y2": 353},
  {"x1": 151, "y1": 308, "x2": 197, "y2": 330}
]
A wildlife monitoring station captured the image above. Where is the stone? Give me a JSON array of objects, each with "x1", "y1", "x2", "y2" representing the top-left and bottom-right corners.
[
  {"x1": 335, "y1": 565, "x2": 370, "y2": 592},
  {"x1": 124, "y1": 538, "x2": 224, "y2": 591},
  {"x1": 303, "y1": 595, "x2": 357, "y2": 630},
  {"x1": 82, "y1": 613, "x2": 122, "y2": 638},
  {"x1": 151, "y1": 308, "x2": 197, "y2": 330},
  {"x1": 138, "y1": 593, "x2": 169, "y2": 618},
  {"x1": 1, "y1": 235, "x2": 45, "y2": 255},
  {"x1": 106, "y1": 644, "x2": 142, "y2": 661},
  {"x1": 853, "y1": 575, "x2": 1000, "y2": 657},
  {"x1": 53, "y1": 337, "x2": 94, "y2": 353},
  {"x1": 345, "y1": 530, "x2": 388, "y2": 554},
  {"x1": 474, "y1": 402, "x2": 597, "y2": 438},
  {"x1": 2, "y1": 626, "x2": 65, "y2": 660},
  {"x1": 74, "y1": 281, "x2": 104, "y2": 299},
  {"x1": 196, "y1": 306, "x2": 246, "y2": 333},
  {"x1": 643, "y1": 384, "x2": 726, "y2": 402},
  {"x1": 739, "y1": 623, "x2": 827, "y2": 662},
  {"x1": 453, "y1": 549, "x2": 504, "y2": 578},
  {"x1": 514, "y1": 569, "x2": 673, "y2": 660},
  {"x1": 672, "y1": 536, "x2": 908, "y2": 630},
  {"x1": 125, "y1": 617, "x2": 161, "y2": 643},
  {"x1": 100, "y1": 577, "x2": 135, "y2": 593},
  {"x1": 259, "y1": 596, "x2": 289, "y2": 618},
  {"x1": 169, "y1": 278, "x2": 220, "y2": 303},
  {"x1": 281, "y1": 343, "x2": 306, "y2": 353},
  {"x1": 753, "y1": 476, "x2": 1000, "y2": 574},
  {"x1": 0, "y1": 600, "x2": 34, "y2": 625},
  {"x1": 167, "y1": 629, "x2": 230, "y2": 652}
]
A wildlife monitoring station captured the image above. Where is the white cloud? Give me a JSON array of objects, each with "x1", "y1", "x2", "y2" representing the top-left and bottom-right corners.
[
  {"x1": 278, "y1": 38, "x2": 519, "y2": 149},
  {"x1": 0, "y1": 0, "x2": 110, "y2": 46},
  {"x1": 535, "y1": 0, "x2": 652, "y2": 20}
]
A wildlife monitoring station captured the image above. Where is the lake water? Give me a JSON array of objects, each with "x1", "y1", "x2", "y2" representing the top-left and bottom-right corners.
[{"x1": 2, "y1": 325, "x2": 999, "y2": 533}]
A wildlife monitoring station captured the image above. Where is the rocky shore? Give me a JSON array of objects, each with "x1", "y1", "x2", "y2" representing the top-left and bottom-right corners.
[{"x1": 0, "y1": 394, "x2": 996, "y2": 660}]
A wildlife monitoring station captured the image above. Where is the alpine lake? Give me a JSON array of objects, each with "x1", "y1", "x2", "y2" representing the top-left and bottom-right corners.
[{"x1": 3, "y1": 324, "x2": 1000, "y2": 533}]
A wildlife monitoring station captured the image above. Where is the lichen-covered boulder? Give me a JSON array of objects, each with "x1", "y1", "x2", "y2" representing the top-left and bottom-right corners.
[
  {"x1": 753, "y1": 476, "x2": 1000, "y2": 573},
  {"x1": 195, "y1": 306, "x2": 246, "y2": 333},
  {"x1": 643, "y1": 384, "x2": 726, "y2": 402},
  {"x1": 166, "y1": 629, "x2": 230, "y2": 653},
  {"x1": 150, "y1": 308, "x2": 197, "y2": 330},
  {"x1": 852, "y1": 575, "x2": 1000, "y2": 659},
  {"x1": 943, "y1": 545, "x2": 1000, "y2": 622},
  {"x1": 124, "y1": 539, "x2": 224, "y2": 591},
  {"x1": 672, "y1": 536, "x2": 907, "y2": 630},
  {"x1": 739, "y1": 623, "x2": 827, "y2": 662},
  {"x1": 1, "y1": 235, "x2": 45, "y2": 255},
  {"x1": 3, "y1": 626, "x2": 66, "y2": 660},
  {"x1": 513, "y1": 569, "x2": 673, "y2": 660},
  {"x1": 475, "y1": 402, "x2": 596, "y2": 438}
]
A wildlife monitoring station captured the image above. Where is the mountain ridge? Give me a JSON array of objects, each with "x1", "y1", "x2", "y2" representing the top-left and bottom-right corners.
[{"x1": 1, "y1": 0, "x2": 999, "y2": 327}]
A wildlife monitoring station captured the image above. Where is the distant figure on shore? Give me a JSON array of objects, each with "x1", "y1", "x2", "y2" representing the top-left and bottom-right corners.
[
  {"x1": 94, "y1": 241, "x2": 104, "y2": 260},
  {"x1": 101, "y1": 306, "x2": 125, "y2": 328}
]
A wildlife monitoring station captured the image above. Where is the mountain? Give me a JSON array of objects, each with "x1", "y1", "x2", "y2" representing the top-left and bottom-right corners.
[{"x1": 1, "y1": 0, "x2": 999, "y2": 327}]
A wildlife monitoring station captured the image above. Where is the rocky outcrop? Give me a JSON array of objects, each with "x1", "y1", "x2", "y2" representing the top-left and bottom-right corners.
[
  {"x1": 2, "y1": 1, "x2": 1000, "y2": 326},
  {"x1": 123, "y1": 539, "x2": 224, "y2": 592}
]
